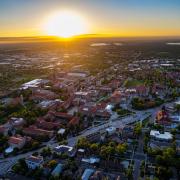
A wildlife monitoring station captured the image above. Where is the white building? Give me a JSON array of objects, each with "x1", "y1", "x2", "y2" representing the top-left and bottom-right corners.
[
  {"x1": 25, "y1": 155, "x2": 44, "y2": 169},
  {"x1": 150, "y1": 130, "x2": 173, "y2": 141}
]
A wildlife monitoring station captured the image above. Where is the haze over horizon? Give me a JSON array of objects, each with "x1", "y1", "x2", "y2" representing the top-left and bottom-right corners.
[{"x1": 1, "y1": 0, "x2": 180, "y2": 38}]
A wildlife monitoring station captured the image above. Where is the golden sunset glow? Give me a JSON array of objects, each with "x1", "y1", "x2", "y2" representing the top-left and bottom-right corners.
[{"x1": 43, "y1": 11, "x2": 88, "y2": 38}]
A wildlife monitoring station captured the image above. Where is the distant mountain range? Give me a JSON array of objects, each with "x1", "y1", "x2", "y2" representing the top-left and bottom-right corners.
[{"x1": 0, "y1": 34, "x2": 180, "y2": 44}]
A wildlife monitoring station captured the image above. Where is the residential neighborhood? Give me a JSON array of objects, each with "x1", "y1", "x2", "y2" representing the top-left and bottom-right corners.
[{"x1": 0, "y1": 50, "x2": 179, "y2": 180}]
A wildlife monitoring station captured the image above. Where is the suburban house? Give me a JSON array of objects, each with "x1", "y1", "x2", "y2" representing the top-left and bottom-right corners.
[
  {"x1": 36, "y1": 118, "x2": 61, "y2": 131},
  {"x1": 51, "y1": 163, "x2": 63, "y2": 177},
  {"x1": 135, "y1": 85, "x2": 149, "y2": 97},
  {"x1": 81, "y1": 168, "x2": 95, "y2": 180},
  {"x1": 30, "y1": 89, "x2": 58, "y2": 102},
  {"x1": 8, "y1": 135, "x2": 26, "y2": 149},
  {"x1": 150, "y1": 130, "x2": 173, "y2": 142},
  {"x1": 54, "y1": 145, "x2": 74, "y2": 156},
  {"x1": 156, "y1": 110, "x2": 170, "y2": 125},
  {"x1": 23, "y1": 126, "x2": 54, "y2": 138},
  {"x1": 25, "y1": 155, "x2": 44, "y2": 169},
  {"x1": 110, "y1": 90, "x2": 121, "y2": 104}
]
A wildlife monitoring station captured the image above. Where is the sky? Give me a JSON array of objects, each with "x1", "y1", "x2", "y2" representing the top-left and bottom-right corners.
[{"x1": 0, "y1": 0, "x2": 180, "y2": 37}]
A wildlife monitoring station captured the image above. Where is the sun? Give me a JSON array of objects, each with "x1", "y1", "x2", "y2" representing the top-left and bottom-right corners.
[{"x1": 43, "y1": 11, "x2": 88, "y2": 38}]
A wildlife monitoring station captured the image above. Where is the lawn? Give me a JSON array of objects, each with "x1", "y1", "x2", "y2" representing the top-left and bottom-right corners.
[{"x1": 124, "y1": 79, "x2": 144, "y2": 88}]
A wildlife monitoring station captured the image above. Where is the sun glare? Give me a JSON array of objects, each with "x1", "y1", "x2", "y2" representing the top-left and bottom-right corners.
[{"x1": 44, "y1": 11, "x2": 88, "y2": 38}]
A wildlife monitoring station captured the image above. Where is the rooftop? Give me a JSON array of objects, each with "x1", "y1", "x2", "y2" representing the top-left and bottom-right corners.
[{"x1": 150, "y1": 130, "x2": 173, "y2": 140}]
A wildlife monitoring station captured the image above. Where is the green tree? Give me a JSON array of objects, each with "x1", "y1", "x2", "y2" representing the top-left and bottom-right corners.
[
  {"x1": 77, "y1": 137, "x2": 90, "y2": 149},
  {"x1": 48, "y1": 160, "x2": 57, "y2": 169},
  {"x1": 116, "y1": 143, "x2": 127, "y2": 155}
]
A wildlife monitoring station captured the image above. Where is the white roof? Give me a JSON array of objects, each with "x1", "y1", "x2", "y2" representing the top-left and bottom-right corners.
[
  {"x1": 58, "y1": 128, "x2": 66, "y2": 134},
  {"x1": 82, "y1": 168, "x2": 95, "y2": 180},
  {"x1": 75, "y1": 92, "x2": 89, "y2": 96},
  {"x1": 82, "y1": 157, "x2": 100, "y2": 164},
  {"x1": 175, "y1": 100, "x2": 180, "y2": 105},
  {"x1": 106, "y1": 126, "x2": 116, "y2": 133},
  {"x1": 21, "y1": 79, "x2": 48, "y2": 89},
  {"x1": 150, "y1": 130, "x2": 173, "y2": 140},
  {"x1": 55, "y1": 145, "x2": 73, "y2": 152},
  {"x1": 170, "y1": 115, "x2": 180, "y2": 122},
  {"x1": 5, "y1": 147, "x2": 14, "y2": 154},
  {"x1": 78, "y1": 148, "x2": 85, "y2": 153}
]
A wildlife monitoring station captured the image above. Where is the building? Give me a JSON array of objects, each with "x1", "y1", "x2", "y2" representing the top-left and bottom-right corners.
[
  {"x1": 36, "y1": 118, "x2": 61, "y2": 131},
  {"x1": 81, "y1": 168, "x2": 95, "y2": 180},
  {"x1": 150, "y1": 130, "x2": 173, "y2": 142},
  {"x1": 8, "y1": 135, "x2": 26, "y2": 149},
  {"x1": 25, "y1": 155, "x2": 44, "y2": 169},
  {"x1": 110, "y1": 90, "x2": 121, "y2": 104},
  {"x1": 106, "y1": 127, "x2": 116, "y2": 136},
  {"x1": 21, "y1": 79, "x2": 49, "y2": 90},
  {"x1": 156, "y1": 109, "x2": 170, "y2": 125},
  {"x1": 54, "y1": 145, "x2": 73, "y2": 155},
  {"x1": 23, "y1": 126, "x2": 53, "y2": 138},
  {"x1": 51, "y1": 163, "x2": 63, "y2": 177}
]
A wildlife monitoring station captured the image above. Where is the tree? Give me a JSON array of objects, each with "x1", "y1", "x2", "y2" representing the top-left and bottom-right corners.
[
  {"x1": 126, "y1": 165, "x2": 133, "y2": 180},
  {"x1": 116, "y1": 143, "x2": 127, "y2": 155},
  {"x1": 155, "y1": 166, "x2": 172, "y2": 180},
  {"x1": 31, "y1": 141, "x2": 40, "y2": 149},
  {"x1": 134, "y1": 123, "x2": 142, "y2": 137},
  {"x1": 90, "y1": 143, "x2": 99, "y2": 154},
  {"x1": 41, "y1": 147, "x2": 52, "y2": 157},
  {"x1": 48, "y1": 160, "x2": 57, "y2": 169},
  {"x1": 77, "y1": 137, "x2": 90, "y2": 149}
]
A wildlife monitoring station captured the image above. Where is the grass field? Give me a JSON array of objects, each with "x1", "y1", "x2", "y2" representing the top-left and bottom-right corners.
[{"x1": 124, "y1": 79, "x2": 144, "y2": 88}]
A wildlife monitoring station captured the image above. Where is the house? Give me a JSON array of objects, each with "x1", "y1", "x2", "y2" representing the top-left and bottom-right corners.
[
  {"x1": 170, "y1": 115, "x2": 180, "y2": 123},
  {"x1": 110, "y1": 90, "x2": 121, "y2": 104},
  {"x1": 106, "y1": 127, "x2": 116, "y2": 136},
  {"x1": 81, "y1": 168, "x2": 95, "y2": 180},
  {"x1": 54, "y1": 145, "x2": 73, "y2": 155},
  {"x1": 0, "y1": 117, "x2": 24, "y2": 136},
  {"x1": 36, "y1": 118, "x2": 61, "y2": 130},
  {"x1": 0, "y1": 120, "x2": 14, "y2": 136},
  {"x1": 91, "y1": 103, "x2": 111, "y2": 119},
  {"x1": 135, "y1": 85, "x2": 149, "y2": 96},
  {"x1": 67, "y1": 117, "x2": 80, "y2": 127},
  {"x1": 25, "y1": 155, "x2": 44, "y2": 169},
  {"x1": 30, "y1": 89, "x2": 58, "y2": 102},
  {"x1": 47, "y1": 111, "x2": 73, "y2": 124},
  {"x1": 149, "y1": 140, "x2": 172, "y2": 150},
  {"x1": 86, "y1": 132, "x2": 102, "y2": 142},
  {"x1": 78, "y1": 103, "x2": 96, "y2": 117},
  {"x1": 150, "y1": 130, "x2": 173, "y2": 142},
  {"x1": 8, "y1": 135, "x2": 26, "y2": 149},
  {"x1": 38, "y1": 99, "x2": 63, "y2": 110},
  {"x1": 8, "y1": 117, "x2": 25, "y2": 129},
  {"x1": 21, "y1": 79, "x2": 49, "y2": 90},
  {"x1": 23, "y1": 126, "x2": 54, "y2": 138},
  {"x1": 0, "y1": 125, "x2": 10, "y2": 136},
  {"x1": 73, "y1": 91, "x2": 90, "y2": 105},
  {"x1": 82, "y1": 157, "x2": 100, "y2": 165},
  {"x1": 51, "y1": 163, "x2": 63, "y2": 177},
  {"x1": 67, "y1": 71, "x2": 88, "y2": 78},
  {"x1": 57, "y1": 128, "x2": 66, "y2": 135},
  {"x1": 156, "y1": 109, "x2": 170, "y2": 125}
]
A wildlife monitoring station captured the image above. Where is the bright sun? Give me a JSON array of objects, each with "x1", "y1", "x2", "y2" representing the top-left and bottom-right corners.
[{"x1": 44, "y1": 11, "x2": 87, "y2": 38}]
